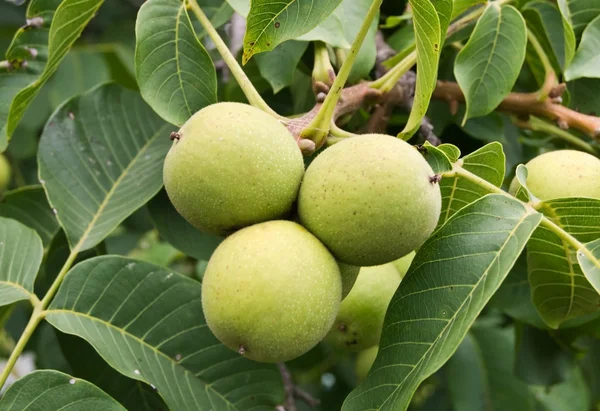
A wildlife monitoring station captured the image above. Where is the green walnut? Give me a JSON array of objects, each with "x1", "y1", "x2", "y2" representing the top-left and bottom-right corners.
[
  {"x1": 298, "y1": 134, "x2": 441, "y2": 266},
  {"x1": 0, "y1": 155, "x2": 11, "y2": 192},
  {"x1": 163, "y1": 102, "x2": 304, "y2": 235},
  {"x1": 325, "y1": 263, "x2": 402, "y2": 352},
  {"x1": 509, "y1": 150, "x2": 600, "y2": 200},
  {"x1": 355, "y1": 345, "x2": 378, "y2": 381},
  {"x1": 202, "y1": 220, "x2": 342, "y2": 363},
  {"x1": 392, "y1": 251, "x2": 416, "y2": 279},
  {"x1": 339, "y1": 263, "x2": 360, "y2": 300}
]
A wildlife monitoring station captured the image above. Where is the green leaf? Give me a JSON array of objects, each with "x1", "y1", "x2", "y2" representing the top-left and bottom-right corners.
[
  {"x1": 557, "y1": 0, "x2": 600, "y2": 37},
  {"x1": 38, "y1": 83, "x2": 172, "y2": 253},
  {"x1": 437, "y1": 143, "x2": 461, "y2": 163},
  {"x1": 45, "y1": 256, "x2": 284, "y2": 411},
  {"x1": 577, "y1": 237, "x2": 600, "y2": 294},
  {"x1": 522, "y1": 1, "x2": 575, "y2": 72},
  {"x1": 447, "y1": 324, "x2": 536, "y2": 410},
  {"x1": 568, "y1": 78, "x2": 600, "y2": 115},
  {"x1": 397, "y1": 0, "x2": 451, "y2": 139},
  {"x1": 454, "y1": 4, "x2": 527, "y2": 123},
  {"x1": 342, "y1": 194, "x2": 542, "y2": 411},
  {"x1": 135, "y1": 0, "x2": 217, "y2": 127},
  {"x1": 421, "y1": 142, "x2": 452, "y2": 174},
  {"x1": 528, "y1": 198, "x2": 600, "y2": 329},
  {"x1": 242, "y1": 0, "x2": 344, "y2": 63},
  {"x1": 0, "y1": 370, "x2": 126, "y2": 410},
  {"x1": 565, "y1": 14, "x2": 600, "y2": 81},
  {"x1": 0, "y1": 217, "x2": 42, "y2": 307},
  {"x1": 0, "y1": 0, "x2": 105, "y2": 150},
  {"x1": 148, "y1": 190, "x2": 223, "y2": 261},
  {"x1": 514, "y1": 324, "x2": 575, "y2": 386},
  {"x1": 440, "y1": 142, "x2": 505, "y2": 225},
  {"x1": 255, "y1": 41, "x2": 308, "y2": 93},
  {"x1": 56, "y1": 331, "x2": 168, "y2": 410},
  {"x1": 0, "y1": 185, "x2": 59, "y2": 247}
]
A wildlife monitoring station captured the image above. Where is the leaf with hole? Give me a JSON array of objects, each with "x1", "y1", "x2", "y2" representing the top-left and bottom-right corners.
[
  {"x1": 45, "y1": 256, "x2": 284, "y2": 411},
  {"x1": 38, "y1": 83, "x2": 172, "y2": 253},
  {"x1": 342, "y1": 194, "x2": 542, "y2": 410}
]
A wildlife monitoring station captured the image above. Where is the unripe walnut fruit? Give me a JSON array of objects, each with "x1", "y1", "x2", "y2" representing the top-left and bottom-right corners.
[
  {"x1": 509, "y1": 150, "x2": 600, "y2": 200},
  {"x1": 298, "y1": 134, "x2": 441, "y2": 266},
  {"x1": 202, "y1": 220, "x2": 341, "y2": 363},
  {"x1": 163, "y1": 102, "x2": 304, "y2": 235},
  {"x1": 0, "y1": 155, "x2": 11, "y2": 192}
]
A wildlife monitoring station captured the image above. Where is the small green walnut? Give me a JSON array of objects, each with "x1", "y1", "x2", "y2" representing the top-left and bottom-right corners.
[
  {"x1": 0, "y1": 155, "x2": 11, "y2": 192},
  {"x1": 509, "y1": 150, "x2": 600, "y2": 200},
  {"x1": 298, "y1": 134, "x2": 441, "y2": 266},
  {"x1": 325, "y1": 263, "x2": 402, "y2": 352},
  {"x1": 163, "y1": 102, "x2": 304, "y2": 235},
  {"x1": 202, "y1": 220, "x2": 341, "y2": 363}
]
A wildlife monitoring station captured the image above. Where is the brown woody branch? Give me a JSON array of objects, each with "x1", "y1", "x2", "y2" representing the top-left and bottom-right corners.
[{"x1": 433, "y1": 80, "x2": 600, "y2": 140}]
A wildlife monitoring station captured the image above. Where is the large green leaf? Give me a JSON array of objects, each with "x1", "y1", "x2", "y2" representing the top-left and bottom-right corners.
[
  {"x1": 0, "y1": 217, "x2": 43, "y2": 307},
  {"x1": 440, "y1": 142, "x2": 505, "y2": 225},
  {"x1": 528, "y1": 198, "x2": 600, "y2": 329},
  {"x1": 147, "y1": 190, "x2": 223, "y2": 261},
  {"x1": 523, "y1": 1, "x2": 575, "y2": 72},
  {"x1": 38, "y1": 83, "x2": 172, "y2": 253},
  {"x1": 135, "y1": 0, "x2": 217, "y2": 126},
  {"x1": 447, "y1": 324, "x2": 536, "y2": 410},
  {"x1": 0, "y1": 370, "x2": 125, "y2": 410},
  {"x1": 0, "y1": 185, "x2": 59, "y2": 247},
  {"x1": 398, "y1": 0, "x2": 451, "y2": 139},
  {"x1": 564, "y1": 14, "x2": 600, "y2": 81},
  {"x1": 45, "y1": 256, "x2": 283, "y2": 411},
  {"x1": 558, "y1": 0, "x2": 600, "y2": 37},
  {"x1": 0, "y1": 0, "x2": 105, "y2": 150},
  {"x1": 342, "y1": 194, "x2": 542, "y2": 411},
  {"x1": 454, "y1": 4, "x2": 527, "y2": 123},
  {"x1": 242, "y1": 0, "x2": 344, "y2": 63}
]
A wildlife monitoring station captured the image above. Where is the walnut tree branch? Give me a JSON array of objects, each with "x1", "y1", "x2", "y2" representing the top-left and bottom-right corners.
[{"x1": 433, "y1": 80, "x2": 600, "y2": 140}]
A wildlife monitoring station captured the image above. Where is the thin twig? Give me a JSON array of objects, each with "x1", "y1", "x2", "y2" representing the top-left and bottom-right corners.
[
  {"x1": 278, "y1": 363, "x2": 296, "y2": 411},
  {"x1": 277, "y1": 363, "x2": 320, "y2": 410}
]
